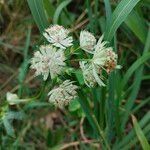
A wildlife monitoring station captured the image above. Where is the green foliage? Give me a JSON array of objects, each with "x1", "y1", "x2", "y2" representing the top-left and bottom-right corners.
[{"x1": 0, "y1": 0, "x2": 149, "y2": 149}]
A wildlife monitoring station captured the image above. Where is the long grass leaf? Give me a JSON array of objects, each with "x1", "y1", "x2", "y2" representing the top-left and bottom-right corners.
[
  {"x1": 27, "y1": 0, "x2": 48, "y2": 32},
  {"x1": 125, "y1": 10, "x2": 147, "y2": 44},
  {"x1": 114, "y1": 112, "x2": 150, "y2": 149},
  {"x1": 105, "y1": 0, "x2": 141, "y2": 41},
  {"x1": 132, "y1": 115, "x2": 150, "y2": 150},
  {"x1": 53, "y1": 0, "x2": 72, "y2": 24}
]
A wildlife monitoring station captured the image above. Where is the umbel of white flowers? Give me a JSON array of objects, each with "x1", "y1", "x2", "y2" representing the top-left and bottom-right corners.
[
  {"x1": 48, "y1": 80, "x2": 78, "y2": 107},
  {"x1": 30, "y1": 25, "x2": 120, "y2": 107},
  {"x1": 80, "y1": 31, "x2": 120, "y2": 87},
  {"x1": 30, "y1": 45, "x2": 66, "y2": 80},
  {"x1": 43, "y1": 25, "x2": 73, "y2": 49}
]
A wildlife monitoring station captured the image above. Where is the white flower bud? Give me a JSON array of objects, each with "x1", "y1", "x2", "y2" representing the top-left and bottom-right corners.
[
  {"x1": 79, "y1": 61, "x2": 96, "y2": 87},
  {"x1": 48, "y1": 80, "x2": 78, "y2": 107},
  {"x1": 80, "y1": 30, "x2": 96, "y2": 53}
]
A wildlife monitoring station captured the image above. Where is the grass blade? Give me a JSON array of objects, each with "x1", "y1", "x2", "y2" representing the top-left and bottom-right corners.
[
  {"x1": 114, "y1": 112, "x2": 150, "y2": 149},
  {"x1": 105, "y1": 0, "x2": 141, "y2": 41},
  {"x1": 132, "y1": 115, "x2": 150, "y2": 150},
  {"x1": 125, "y1": 10, "x2": 147, "y2": 44},
  {"x1": 53, "y1": 0, "x2": 72, "y2": 24},
  {"x1": 18, "y1": 28, "x2": 31, "y2": 97},
  {"x1": 27, "y1": 0, "x2": 48, "y2": 32}
]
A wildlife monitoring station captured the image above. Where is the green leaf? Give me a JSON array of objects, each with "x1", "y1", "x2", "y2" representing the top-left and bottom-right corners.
[
  {"x1": 69, "y1": 99, "x2": 80, "y2": 112},
  {"x1": 104, "y1": 0, "x2": 112, "y2": 24},
  {"x1": 78, "y1": 92, "x2": 110, "y2": 150},
  {"x1": 105, "y1": 0, "x2": 141, "y2": 41},
  {"x1": 43, "y1": 0, "x2": 55, "y2": 18},
  {"x1": 3, "y1": 117, "x2": 15, "y2": 137},
  {"x1": 125, "y1": 10, "x2": 147, "y2": 44},
  {"x1": 27, "y1": 0, "x2": 49, "y2": 32},
  {"x1": 18, "y1": 28, "x2": 31, "y2": 97},
  {"x1": 132, "y1": 115, "x2": 150, "y2": 150},
  {"x1": 121, "y1": 28, "x2": 150, "y2": 128},
  {"x1": 6, "y1": 111, "x2": 26, "y2": 120},
  {"x1": 53, "y1": 0, "x2": 72, "y2": 24},
  {"x1": 122, "y1": 52, "x2": 150, "y2": 88},
  {"x1": 114, "y1": 112, "x2": 150, "y2": 149}
]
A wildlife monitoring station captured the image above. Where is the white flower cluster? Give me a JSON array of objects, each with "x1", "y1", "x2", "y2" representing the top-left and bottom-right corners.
[
  {"x1": 43, "y1": 25, "x2": 73, "y2": 49},
  {"x1": 30, "y1": 25, "x2": 120, "y2": 107},
  {"x1": 80, "y1": 31, "x2": 119, "y2": 87},
  {"x1": 48, "y1": 80, "x2": 78, "y2": 107},
  {"x1": 31, "y1": 45, "x2": 66, "y2": 80},
  {"x1": 31, "y1": 25, "x2": 77, "y2": 107}
]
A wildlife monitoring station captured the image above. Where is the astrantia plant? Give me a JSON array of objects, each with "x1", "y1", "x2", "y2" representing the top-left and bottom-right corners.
[
  {"x1": 30, "y1": 25, "x2": 120, "y2": 107},
  {"x1": 1, "y1": 0, "x2": 149, "y2": 149}
]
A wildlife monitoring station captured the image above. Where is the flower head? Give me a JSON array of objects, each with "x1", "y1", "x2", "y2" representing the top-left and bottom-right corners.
[
  {"x1": 43, "y1": 25, "x2": 73, "y2": 49},
  {"x1": 92, "y1": 35, "x2": 109, "y2": 67},
  {"x1": 48, "y1": 80, "x2": 78, "y2": 107},
  {"x1": 80, "y1": 35, "x2": 119, "y2": 87},
  {"x1": 80, "y1": 30, "x2": 96, "y2": 53},
  {"x1": 79, "y1": 61, "x2": 96, "y2": 87},
  {"x1": 104, "y1": 48, "x2": 118, "y2": 73},
  {"x1": 6, "y1": 92, "x2": 19, "y2": 105},
  {"x1": 30, "y1": 45, "x2": 66, "y2": 80}
]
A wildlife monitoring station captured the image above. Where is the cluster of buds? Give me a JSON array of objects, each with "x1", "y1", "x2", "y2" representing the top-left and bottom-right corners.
[{"x1": 30, "y1": 25, "x2": 120, "y2": 107}]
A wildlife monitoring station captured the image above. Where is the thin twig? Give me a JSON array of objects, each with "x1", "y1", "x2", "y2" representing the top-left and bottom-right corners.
[{"x1": 60, "y1": 140, "x2": 99, "y2": 150}]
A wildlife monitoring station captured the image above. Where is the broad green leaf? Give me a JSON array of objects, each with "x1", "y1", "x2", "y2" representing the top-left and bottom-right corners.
[
  {"x1": 132, "y1": 115, "x2": 150, "y2": 150},
  {"x1": 69, "y1": 99, "x2": 80, "y2": 112},
  {"x1": 105, "y1": 0, "x2": 141, "y2": 41},
  {"x1": 27, "y1": 0, "x2": 49, "y2": 32}
]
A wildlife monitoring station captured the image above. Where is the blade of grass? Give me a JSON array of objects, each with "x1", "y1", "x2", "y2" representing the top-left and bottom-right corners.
[
  {"x1": 104, "y1": 0, "x2": 122, "y2": 141},
  {"x1": 132, "y1": 115, "x2": 150, "y2": 150},
  {"x1": 43, "y1": 0, "x2": 55, "y2": 19},
  {"x1": 125, "y1": 10, "x2": 147, "y2": 44},
  {"x1": 78, "y1": 91, "x2": 110, "y2": 150},
  {"x1": 121, "y1": 52, "x2": 150, "y2": 89},
  {"x1": 27, "y1": 0, "x2": 48, "y2": 32},
  {"x1": 132, "y1": 97, "x2": 150, "y2": 114},
  {"x1": 105, "y1": 0, "x2": 141, "y2": 41},
  {"x1": 123, "y1": 124, "x2": 150, "y2": 150},
  {"x1": 86, "y1": 0, "x2": 94, "y2": 33},
  {"x1": 53, "y1": 0, "x2": 72, "y2": 24},
  {"x1": 18, "y1": 27, "x2": 31, "y2": 97},
  {"x1": 113, "y1": 111, "x2": 150, "y2": 149},
  {"x1": 121, "y1": 28, "x2": 150, "y2": 127}
]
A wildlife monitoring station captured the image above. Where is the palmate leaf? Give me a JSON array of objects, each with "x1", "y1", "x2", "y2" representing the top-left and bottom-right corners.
[{"x1": 105, "y1": 0, "x2": 141, "y2": 41}]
